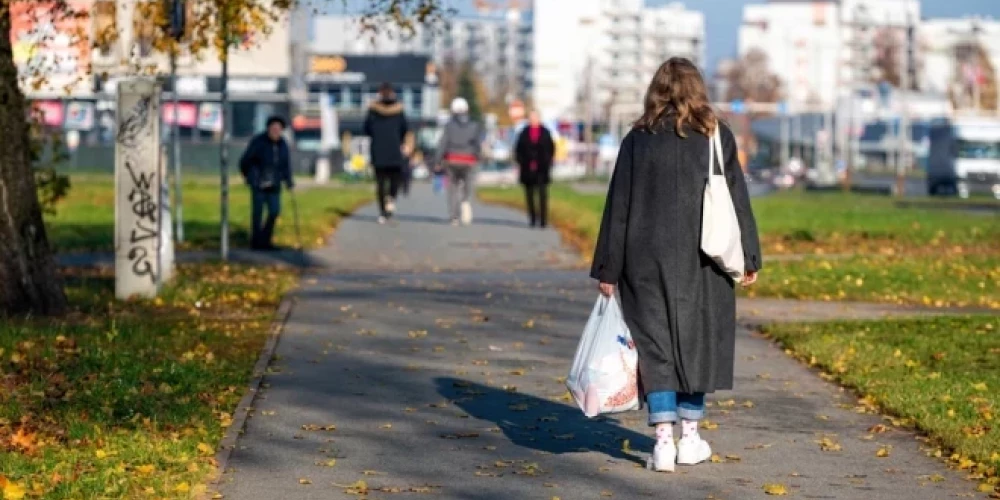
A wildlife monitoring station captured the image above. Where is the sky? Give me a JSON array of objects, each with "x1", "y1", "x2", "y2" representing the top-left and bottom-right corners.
[{"x1": 325, "y1": 0, "x2": 1000, "y2": 69}]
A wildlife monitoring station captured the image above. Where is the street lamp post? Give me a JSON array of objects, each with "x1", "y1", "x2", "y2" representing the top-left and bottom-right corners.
[
  {"x1": 167, "y1": 0, "x2": 186, "y2": 241},
  {"x1": 219, "y1": 16, "x2": 232, "y2": 260}
]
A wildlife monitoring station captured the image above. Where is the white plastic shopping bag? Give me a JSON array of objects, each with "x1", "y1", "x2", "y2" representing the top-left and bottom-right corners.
[{"x1": 566, "y1": 295, "x2": 640, "y2": 418}]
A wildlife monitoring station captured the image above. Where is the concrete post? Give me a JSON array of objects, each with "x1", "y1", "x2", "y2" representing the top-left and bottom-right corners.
[{"x1": 115, "y1": 79, "x2": 163, "y2": 299}]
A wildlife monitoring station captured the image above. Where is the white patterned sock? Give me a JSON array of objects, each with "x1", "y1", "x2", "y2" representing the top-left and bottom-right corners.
[
  {"x1": 681, "y1": 419, "x2": 699, "y2": 439},
  {"x1": 655, "y1": 424, "x2": 674, "y2": 443}
]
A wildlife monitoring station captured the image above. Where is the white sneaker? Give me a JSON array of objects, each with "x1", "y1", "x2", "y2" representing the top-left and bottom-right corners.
[
  {"x1": 646, "y1": 440, "x2": 677, "y2": 473},
  {"x1": 385, "y1": 198, "x2": 396, "y2": 215},
  {"x1": 459, "y1": 201, "x2": 472, "y2": 225},
  {"x1": 377, "y1": 216, "x2": 387, "y2": 225},
  {"x1": 676, "y1": 435, "x2": 712, "y2": 466}
]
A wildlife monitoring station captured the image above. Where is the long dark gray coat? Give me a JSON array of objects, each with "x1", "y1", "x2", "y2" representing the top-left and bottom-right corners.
[{"x1": 590, "y1": 120, "x2": 762, "y2": 395}]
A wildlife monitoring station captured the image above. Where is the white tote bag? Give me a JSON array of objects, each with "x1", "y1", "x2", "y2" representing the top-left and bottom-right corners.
[
  {"x1": 700, "y1": 125, "x2": 745, "y2": 283},
  {"x1": 566, "y1": 295, "x2": 640, "y2": 418}
]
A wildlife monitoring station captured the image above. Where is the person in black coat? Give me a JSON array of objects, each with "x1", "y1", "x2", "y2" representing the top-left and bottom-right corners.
[
  {"x1": 514, "y1": 111, "x2": 556, "y2": 228},
  {"x1": 590, "y1": 58, "x2": 762, "y2": 472},
  {"x1": 239, "y1": 116, "x2": 293, "y2": 251},
  {"x1": 363, "y1": 82, "x2": 409, "y2": 224}
]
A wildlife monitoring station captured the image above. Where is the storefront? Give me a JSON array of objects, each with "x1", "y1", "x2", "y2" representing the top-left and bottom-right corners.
[{"x1": 90, "y1": 74, "x2": 291, "y2": 143}]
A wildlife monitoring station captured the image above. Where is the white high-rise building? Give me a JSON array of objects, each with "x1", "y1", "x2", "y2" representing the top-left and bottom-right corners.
[
  {"x1": 738, "y1": 0, "x2": 920, "y2": 111},
  {"x1": 532, "y1": 0, "x2": 705, "y2": 121}
]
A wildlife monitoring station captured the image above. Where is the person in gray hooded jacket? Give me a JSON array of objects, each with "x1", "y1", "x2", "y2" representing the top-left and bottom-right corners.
[{"x1": 435, "y1": 97, "x2": 484, "y2": 225}]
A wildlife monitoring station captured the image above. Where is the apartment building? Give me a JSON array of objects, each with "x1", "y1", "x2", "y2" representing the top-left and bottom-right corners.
[
  {"x1": 532, "y1": 0, "x2": 705, "y2": 120},
  {"x1": 738, "y1": 0, "x2": 920, "y2": 111}
]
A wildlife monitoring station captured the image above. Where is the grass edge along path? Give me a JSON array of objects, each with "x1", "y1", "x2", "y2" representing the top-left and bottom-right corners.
[
  {"x1": 764, "y1": 315, "x2": 1000, "y2": 497},
  {"x1": 478, "y1": 186, "x2": 1000, "y2": 310}
]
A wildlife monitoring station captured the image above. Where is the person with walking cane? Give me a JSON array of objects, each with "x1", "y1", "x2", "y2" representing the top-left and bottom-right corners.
[
  {"x1": 239, "y1": 116, "x2": 294, "y2": 251},
  {"x1": 514, "y1": 110, "x2": 555, "y2": 228}
]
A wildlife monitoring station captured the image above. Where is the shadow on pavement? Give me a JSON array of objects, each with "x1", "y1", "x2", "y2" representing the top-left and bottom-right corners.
[
  {"x1": 345, "y1": 212, "x2": 531, "y2": 229},
  {"x1": 436, "y1": 377, "x2": 653, "y2": 466}
]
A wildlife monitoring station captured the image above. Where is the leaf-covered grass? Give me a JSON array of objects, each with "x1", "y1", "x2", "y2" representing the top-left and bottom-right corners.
[
  {"x1": 479, "y1": 186, "x2": 1000, "y2": 309},
  {"x1": 765, "y1": 316, "x2": 1000, "y2": 489},
  {"x1": 46, "y1": 177, "x2": 371, "y2": 253},
  {"x1": 0, "y1": 264, "x2": 296, "y2": 498},
  {"x1": 745, "y1": 254, "x2": 1000, "y2": 310}
]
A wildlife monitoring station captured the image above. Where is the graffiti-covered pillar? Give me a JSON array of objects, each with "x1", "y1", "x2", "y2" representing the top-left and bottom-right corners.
[{"x1": 115, "y1": 79, "x2": 172, "y2": 299}]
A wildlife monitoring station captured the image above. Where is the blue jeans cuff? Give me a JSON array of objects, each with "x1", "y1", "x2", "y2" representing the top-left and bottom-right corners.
[
  {"x1": 648, "y1": 411, "x2": 678, "y2": 426},
  {"x1": 678, "y1": 407, "x2": 705, "y2": 420}
]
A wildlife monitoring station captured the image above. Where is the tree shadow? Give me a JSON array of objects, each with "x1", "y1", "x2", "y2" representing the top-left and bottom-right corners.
[{"x1": 435, "y1": 377, "x2": 653, "y2": 466}]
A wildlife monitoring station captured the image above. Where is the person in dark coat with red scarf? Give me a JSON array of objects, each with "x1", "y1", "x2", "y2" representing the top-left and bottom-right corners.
[{"x1": 514, "y1": 111, "x2": 556, "y2": 228}]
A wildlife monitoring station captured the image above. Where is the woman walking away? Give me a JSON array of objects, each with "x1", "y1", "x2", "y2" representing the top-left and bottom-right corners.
[
  {"x1": 364, "y1": 82, "x2": 409, "y2": 224},
  {"x1": 514, "y1": 110, "x2": 556, "y2": 228},
  {"x1": 436, "y1": 98, "x2": 484, "y2": 226},
  {"x1": 590, "y1": 57, "x2": 762, "y2": 473}
]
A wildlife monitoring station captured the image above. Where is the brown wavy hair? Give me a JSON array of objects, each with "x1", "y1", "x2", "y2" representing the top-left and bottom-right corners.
[{"x1": 634, "y1": 57, "x2": 717, "y2": 138}]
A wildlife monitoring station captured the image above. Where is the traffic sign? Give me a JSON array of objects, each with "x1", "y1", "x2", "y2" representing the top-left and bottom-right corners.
[{"x1": 730, "y1": 100, "x2": 746, "y2": 114}]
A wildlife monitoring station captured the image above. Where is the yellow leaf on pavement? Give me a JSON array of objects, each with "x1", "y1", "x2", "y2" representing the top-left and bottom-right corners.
[
  {"x1": 763, "y1": 483, "x2": 788, "y2": 496},
  {"x1": 298, "y1": 478, "x2": 312, "y2": 485},
  {"x1": 876, "y1": 447, "x2": 891, "y2": 458}
]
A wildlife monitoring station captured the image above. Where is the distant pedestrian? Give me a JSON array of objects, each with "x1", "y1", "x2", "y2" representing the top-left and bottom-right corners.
[
  {"x1": 514, "y1": 110, "x2": 556, "y2": 228},
  {"x1": 239, "y1": 116, "x2": 294, "y2": 251},
  {"x1": 435, "y1": 97, "x2": 484, "y2": 226},
  {"x1": 364, "y1": 82, "x2": 409, "y2": 224},
  {"x1": 591, "y1": 57, "x2": 762, "y2": 472}
]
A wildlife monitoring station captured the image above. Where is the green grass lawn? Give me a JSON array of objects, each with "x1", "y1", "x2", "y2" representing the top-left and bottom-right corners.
[
  {"x1": 479, "y1": 186, "x2": 1000, "y2": 309},
  {"x1": 1, "y1": 264, "x2": 297, "y2": 499},
  {"x1": 47, "y1": 177, "x2": 371, "y2": 253},
  {"x1": 765, "y1": 316, "x2": 1000, "y2": 493}
]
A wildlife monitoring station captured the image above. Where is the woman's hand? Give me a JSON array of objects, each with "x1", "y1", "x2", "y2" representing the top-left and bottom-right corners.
[
  {"x1": 742, "y1": 271, "x2": 758, "y2": 287},
  {"x1": 598, "y1": 282, "x2": 616, "y2": 297}
]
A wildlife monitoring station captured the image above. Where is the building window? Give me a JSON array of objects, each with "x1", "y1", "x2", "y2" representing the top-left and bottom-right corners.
[{"x1": 231, "y1": 102, "x2": 257, "y2": 138}]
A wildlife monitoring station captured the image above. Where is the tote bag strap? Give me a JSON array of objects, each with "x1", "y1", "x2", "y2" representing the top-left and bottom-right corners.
[{"x1": 710, "y1": 124, "x2": 725, "y2": 176}]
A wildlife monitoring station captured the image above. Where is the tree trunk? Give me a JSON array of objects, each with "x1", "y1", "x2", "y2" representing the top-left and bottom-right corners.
[{"x1": 0, "y1": 8, "x2": 67, "y2": 316}]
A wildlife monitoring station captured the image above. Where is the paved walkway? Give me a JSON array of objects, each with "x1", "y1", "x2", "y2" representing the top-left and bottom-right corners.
[{"x1": 217, "y1": 185, "x2": 971, "y2": 500}]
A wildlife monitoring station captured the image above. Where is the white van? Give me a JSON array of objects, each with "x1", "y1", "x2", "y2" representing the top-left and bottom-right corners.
[{"x1": 926, "y1": 117, "x2": 1000, "y2": 199}]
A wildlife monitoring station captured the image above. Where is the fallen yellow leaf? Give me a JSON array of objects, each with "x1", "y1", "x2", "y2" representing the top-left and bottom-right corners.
[
  {"x1": 298, "y1": 478, "x2": 312, "y2": 485},
  {"x1": 175, "y1": 482, "x2": 190, "y2": 493},
  {"x1": 1, "y1": 477, "x2": 26, "y2": 500},
  {"x1": 135, "y1": 464, "x2": 155, "y2": 475},
  {"x1": 876, "y1": 447, "x2": 891, "y2": 458},
  {"x1": 763, "y1": 483, "x2": 788, "y2": 496},
  {"x1": 197, "y1": 442, "x2": 214, "y2": 456}
]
